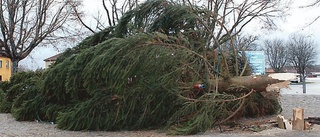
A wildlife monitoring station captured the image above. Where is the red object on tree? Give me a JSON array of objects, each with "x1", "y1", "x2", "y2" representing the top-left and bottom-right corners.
[{"x1": 193, "y1": 84, "x2": 205, "y2": 90}]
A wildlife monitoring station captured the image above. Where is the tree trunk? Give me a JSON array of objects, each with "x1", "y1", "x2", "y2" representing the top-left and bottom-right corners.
[
  {"x1": 12, "y1": 59, "x2": 19, "y2": 74},
  {"x1": 214, "y1": 75, "x2": 284, "y2": 93},
  {"x1": 303, "y1": 77, "x2": 306, "y2": 94},
  {"x1": 299, "y1": 74, "x2": 303, "y2": 83}
]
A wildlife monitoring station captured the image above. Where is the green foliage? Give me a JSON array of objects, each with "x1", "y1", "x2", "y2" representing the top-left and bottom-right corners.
[
  {"x1": 55, "y1": 32, "x2": 197, "y2": 130},
  {"x1": 53, "y1": 27, "x2": 117, "y2": 66},
  {"x1": 0, "y1": 0, "x2": 282, "y2": 135},
  {"x1": 0, "y1": 70, "x2": 44, "y2": 117},
  {"x1": 9, "y1": 71, "x2": 44, "y2": 121},
  {"x1": 0, "y1": 81, "x2": 10, "y2": 112},
  {"x1": 167, "y1": 98, "x2": 229, "y2": 135},
  {"x1": 243, "y1": 92, "x2": 282, "y2": 117},
  {"x1": 43, "y1": 56, "x2": 75, "y2": 104},
  {"x1": 115, "y1": 0, "x2": 210, "y2": 45},
  {"x1": 0, "y1": 89, "x2": 10, "y2": 112}
]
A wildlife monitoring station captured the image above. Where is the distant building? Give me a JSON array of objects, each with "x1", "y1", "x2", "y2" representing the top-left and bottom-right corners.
[
  {"x1": 0, "y1": 56, "x2": 12, "y2": 81},
  {"x1": 265, "y1": 68, "x2": 275, "y2": 74},
  {"x1": 266, "y1": 65, "x2": 320, "y2": 78},
  {"x1": 308, "y1": 72, "x2": 320, "y2": 77},
  {"x1": 44, "y1": 53, "x2": 62, "y2": 69}
]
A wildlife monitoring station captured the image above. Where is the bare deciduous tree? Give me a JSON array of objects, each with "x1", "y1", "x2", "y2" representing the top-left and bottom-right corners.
[
  {"x1": 236, "y1": 34, "x2": 259, "y2": 52},
  {"x1": 203, "y1": 0, "x2": 287, "y2": 76},
  {"x1": 0, "y1": 0, "x2": 81, "y2": 73},
  {"x1": 287, "y1": 34, "x2": 317, "y2": 81},
  {"x1": 75, "y1": 0, "x2": 288, "y2": 36},
  {"x1": 298, "y1": 0, "x2": 320, "y2": 27},
  {"x1": 72, "y1": 0, "x2": 140, "y2": 33},
  {"x1": 219, "y1": 34, "x2": 258, "y2": 51},
  {"x1": 264, "y1": 38, "x2": 288, "y2": 73}
]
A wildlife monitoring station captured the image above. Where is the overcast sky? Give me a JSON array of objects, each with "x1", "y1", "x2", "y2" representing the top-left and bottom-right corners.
[{"x1": 20, "y1": 0, "x2": 320, "y2": 70}]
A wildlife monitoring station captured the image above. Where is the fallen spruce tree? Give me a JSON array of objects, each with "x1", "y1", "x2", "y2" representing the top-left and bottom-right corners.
[{"x1": 0, "y1": 0, "x2": 286, "y2": 135}]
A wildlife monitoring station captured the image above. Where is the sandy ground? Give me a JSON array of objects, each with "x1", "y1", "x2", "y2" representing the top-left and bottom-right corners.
[{"x1": 1, "y1": 78, "x2": 320, "y2": 136}]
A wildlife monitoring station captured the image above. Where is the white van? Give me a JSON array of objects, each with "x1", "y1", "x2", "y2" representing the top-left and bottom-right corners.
[{"x1": 290, "y1": 74, "x2": 300, "y2": 83}]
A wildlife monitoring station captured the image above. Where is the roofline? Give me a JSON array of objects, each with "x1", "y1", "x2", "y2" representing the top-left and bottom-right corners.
[{"x1": 43, "y1": 53, "x2": 62, "y2": 61}]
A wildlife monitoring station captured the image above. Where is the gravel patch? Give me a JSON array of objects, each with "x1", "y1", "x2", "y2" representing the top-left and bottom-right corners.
[{"x1": 280, "y1": 94, "x2": 320, "y2": 119}]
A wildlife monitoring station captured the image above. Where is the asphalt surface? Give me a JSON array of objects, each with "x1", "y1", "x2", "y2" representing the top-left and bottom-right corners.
[{"x1": 281, "y1": 78, "x2": 320, "y2": 95}]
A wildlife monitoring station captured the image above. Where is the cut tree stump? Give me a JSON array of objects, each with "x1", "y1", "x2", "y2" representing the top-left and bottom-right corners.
[
  {"x1": 284, "y1": 119, "x2": 292, "y2": 130},
  {"x1": 277, "y1": 115, "x2": 292, "y2": 130},
  {"x1": 292, "y1": 108, "x2": 304, "y2": 130},
  {"x1": 277, "y1": 115, "x2": 285, "y2": 129}
]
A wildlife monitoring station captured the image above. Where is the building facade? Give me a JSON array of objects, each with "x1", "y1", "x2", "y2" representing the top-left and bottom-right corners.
[
  {"x1": 0, "y1": 56, "x2": 12, "y2": 81},
  {"x1": 44, "y1": 53, "x2": 62, "y2": 69}
]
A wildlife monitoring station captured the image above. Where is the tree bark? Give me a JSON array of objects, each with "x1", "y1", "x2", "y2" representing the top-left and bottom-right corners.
[
  {"x1": 215, "y1": 76, "x2": 284, "y2": 93},
  {"x1": 303, "y1": 77, "x2": 306, "y2": 93},
  {"x1": 12, "y1": 59, "x2": 19, "y2": 74}
]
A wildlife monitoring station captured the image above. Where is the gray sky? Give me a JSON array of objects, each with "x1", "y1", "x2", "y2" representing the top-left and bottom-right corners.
[{"x1": 20, "y1": 0, "x2": 320, "y2": 70}]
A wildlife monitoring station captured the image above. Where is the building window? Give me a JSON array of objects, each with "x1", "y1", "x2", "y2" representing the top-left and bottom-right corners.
[
  {"x1": 0, "y1": 60, "x2": 2, "y2": 68},
  {"x1": 6, "y1": 60, "x2": 9, "y2": 69}
]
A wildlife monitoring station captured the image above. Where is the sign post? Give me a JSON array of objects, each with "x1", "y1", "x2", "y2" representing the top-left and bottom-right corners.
[{"x1": 245, "y1": 51, "x2": 265, "y2": 75}]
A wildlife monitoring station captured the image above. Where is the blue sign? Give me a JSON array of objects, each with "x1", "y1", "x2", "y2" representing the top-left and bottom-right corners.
[{"x1": 245, "y1": 51, "x2": 265, "y2": 75}]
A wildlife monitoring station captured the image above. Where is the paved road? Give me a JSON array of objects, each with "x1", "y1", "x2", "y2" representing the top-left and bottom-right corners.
[{"x1": 281, "y1": 78, "x2": 320, "y2": 95}]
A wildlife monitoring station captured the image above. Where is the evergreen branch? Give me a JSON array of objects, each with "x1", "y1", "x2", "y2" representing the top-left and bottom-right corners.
[
  {"x1": 177, "y1": 88, "x2": 255, "y2": 103},
  {"x1": 219, "y1": 93, "x2": 247, "y2": 124}
]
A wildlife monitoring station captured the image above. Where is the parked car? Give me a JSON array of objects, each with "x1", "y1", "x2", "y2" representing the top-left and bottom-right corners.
[{"x1": 290, "y1": 74, "x2": 300, "y2": 83}]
